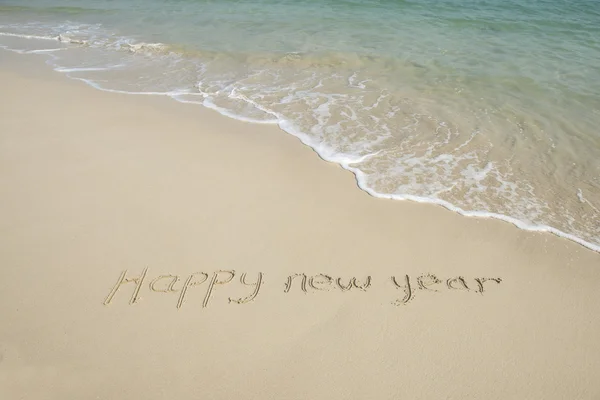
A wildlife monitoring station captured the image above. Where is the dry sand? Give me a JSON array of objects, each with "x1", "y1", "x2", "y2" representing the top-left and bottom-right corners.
[{"x1": 1, "y1": 50, "x2": 600, "y2": 399}]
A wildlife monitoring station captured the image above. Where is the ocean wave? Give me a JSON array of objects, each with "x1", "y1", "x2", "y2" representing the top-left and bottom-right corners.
[{"x1": 1, "y1": 21, "x2": 599, "y2": 253}]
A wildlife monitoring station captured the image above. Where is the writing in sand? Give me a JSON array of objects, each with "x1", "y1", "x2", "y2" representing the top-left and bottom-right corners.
[{"x1": 103, "y1": 269, "x2": 503, "y2": 309}]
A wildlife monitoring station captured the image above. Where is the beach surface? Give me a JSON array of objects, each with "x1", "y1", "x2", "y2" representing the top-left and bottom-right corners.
[{"x1": 1, "y1": 50, "x2": 600, "y2": 399}]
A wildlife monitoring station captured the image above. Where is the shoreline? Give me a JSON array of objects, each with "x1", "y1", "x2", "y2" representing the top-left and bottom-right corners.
[
  {"x1": 2, "y1": 49, "x2": 600, "y2": 399},
  {"x1": 2, "y1": 45, "x2": 598, "y2": 253}
]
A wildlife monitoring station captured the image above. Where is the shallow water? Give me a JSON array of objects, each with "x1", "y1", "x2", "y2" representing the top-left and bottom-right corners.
[{"x1": 1, "y1": 0, "x2": 599, "y2": 250}]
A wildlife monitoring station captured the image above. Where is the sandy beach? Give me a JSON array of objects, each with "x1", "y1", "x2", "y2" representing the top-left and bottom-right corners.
[{"x1": 1, "y1": 50, "x2": 600, "y2": 399}]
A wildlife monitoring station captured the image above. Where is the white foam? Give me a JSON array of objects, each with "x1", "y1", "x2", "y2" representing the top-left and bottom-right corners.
[
  {"x1": 578, "y1": 188, "x2": 586, "y2": 203},
  {"x1": 0, "y1": 31, "x2": 58, "y2": 41},
  {"x1": 577, "y1": 188, "x2": 600, "y2": 213},
  {"x1": 278, "y1": 120, "x2": 372, "y2": 165},
  {"x1": 124, "y1": 42, "x2": 167, "y2": 54},
  {"x1": 201, "y1": 98, "x2": 279, "y2": 125},
  {"x1": 55, "y1": 65, "x2": 124, "y2": 73},
  {"x1": 57, "y1": 34, "x2": 87, "y2": 45},
  {"x1": 0, "y1": 46, "x2": 63, "y2": 55},
  {"x1": 27, "y1": 48, "x2": 66, "y2": 54},
  {"x1": 229, "y1": 89, "x2": 281, "y2": 121},
  {"x1": 67, "y1": 76, "x2": 190, "y2": 96}
]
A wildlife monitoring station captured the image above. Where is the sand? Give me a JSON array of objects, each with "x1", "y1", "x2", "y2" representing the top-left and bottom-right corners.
[{"x1": 1, "y1": 50, "x2": 600, "y2": 399}]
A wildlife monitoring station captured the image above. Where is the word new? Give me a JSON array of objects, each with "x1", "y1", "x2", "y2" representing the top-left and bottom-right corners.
[{"x1": 284, "y1": 273, "x2": 503, "y2": 305}]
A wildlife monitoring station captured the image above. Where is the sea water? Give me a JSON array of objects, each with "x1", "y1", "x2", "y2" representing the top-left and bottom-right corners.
[{"x1": 1, "y1": 0, "x2": 599, "y2": 251}]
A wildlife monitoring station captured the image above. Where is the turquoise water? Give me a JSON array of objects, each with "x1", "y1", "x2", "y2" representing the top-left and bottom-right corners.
[{"x1": 1, "y1": 0, "x2": 600, "y2": 250}]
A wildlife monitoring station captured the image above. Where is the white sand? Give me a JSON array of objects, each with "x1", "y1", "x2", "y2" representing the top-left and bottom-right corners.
[{"x1": 1, "y1": 51, "x2": 600, "y2": 399}]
